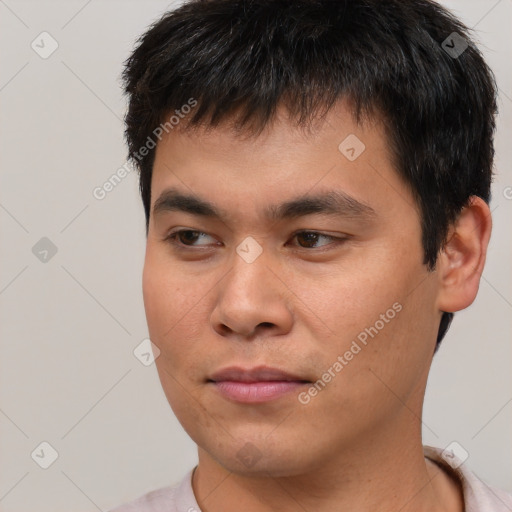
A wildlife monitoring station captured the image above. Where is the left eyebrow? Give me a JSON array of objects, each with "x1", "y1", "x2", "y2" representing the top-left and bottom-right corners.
[
  {"x1": 152, "y1": 187, "x2": 376, "y2": 222},
  {"x1": 267, "y1": 189, "x2": 376, "y2": 221}
]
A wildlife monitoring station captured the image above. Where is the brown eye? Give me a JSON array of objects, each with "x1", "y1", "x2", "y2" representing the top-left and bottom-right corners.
[
  {"x1": 292, "y1": 231, "x2": 341, "y2": 249},
  {"x1": 175, "y1": 230, "x2": 201, "y2": 245},
  {"x1": 164, "y1": 230, "x2": 216, "y2": 248}
]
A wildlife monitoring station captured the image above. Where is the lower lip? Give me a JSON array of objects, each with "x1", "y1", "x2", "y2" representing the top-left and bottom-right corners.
[{"x1": 211, "y1": 380, "x2": 308, "y2": 403}]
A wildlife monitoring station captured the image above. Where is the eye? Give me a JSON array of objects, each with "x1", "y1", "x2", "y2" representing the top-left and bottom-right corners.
[
  {"x1": 290, "y1": 231, "x2": 343, "y2": 249},
  {"x1": 164, "y1": 229, "x2": 217, "y2": 248}
]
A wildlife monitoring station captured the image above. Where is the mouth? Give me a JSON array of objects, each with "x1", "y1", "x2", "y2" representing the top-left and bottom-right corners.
[{"x1": 207, "y1": 366, "x2": 311, "y2": 403}]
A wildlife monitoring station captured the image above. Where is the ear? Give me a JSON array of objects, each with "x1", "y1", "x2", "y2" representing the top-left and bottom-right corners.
[{"x1": 435, "y1": 196, "x2": 492, "y2": 313}]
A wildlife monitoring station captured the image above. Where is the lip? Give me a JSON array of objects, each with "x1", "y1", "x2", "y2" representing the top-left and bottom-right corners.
[
  {"x1": 209, "y1": 365, "x2": 309, "y2": 383},
  {"x1": 207, "y1": 366, "x2": 311, "y2": 403}
]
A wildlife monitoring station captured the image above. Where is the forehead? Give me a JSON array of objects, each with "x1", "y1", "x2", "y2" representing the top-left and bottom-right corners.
[
  {"x1": 155, "y1": 99, "x2": 382, "y2": 161},
  {"x1": 150, "y1": 100, "x2": 415, "y2": 223}
]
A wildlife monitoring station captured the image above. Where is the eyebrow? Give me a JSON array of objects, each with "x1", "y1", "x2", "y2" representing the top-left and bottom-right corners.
[{"x1": 152, "y1": 187, "x2": 376, "y2": 222}]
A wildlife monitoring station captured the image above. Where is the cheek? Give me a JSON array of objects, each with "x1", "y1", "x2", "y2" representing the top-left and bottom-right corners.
[
  {"x1": 142, "y1": 261, "x2": 221, "y2": 443},
  {"x1": 324, "y1": 274, "x2": 438, "y2": 415},
  {"x1": 286, "y1": 255, "x2": 406, "y2": 346},
  {"x1": 292, "y1": 245, "x2": 433, "y2": 384},
  {"x1": 142, "y1": 249, "x2": 202, "y2": 336},
  {"x1": 142, "y1": 253, "x2": 215, "y2": 379}
]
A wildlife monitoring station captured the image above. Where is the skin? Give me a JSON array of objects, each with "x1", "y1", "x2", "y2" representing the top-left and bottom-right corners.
[{"x1": 142, "y1": 100, "x2": 491, "y2": 512}]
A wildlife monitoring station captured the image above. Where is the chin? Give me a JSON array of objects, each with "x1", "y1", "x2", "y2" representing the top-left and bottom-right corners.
[{"x1": 197, "y1": 434, "x2": 315, "y2": 478}]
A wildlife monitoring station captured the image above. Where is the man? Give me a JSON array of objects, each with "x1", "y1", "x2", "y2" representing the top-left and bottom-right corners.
[{"x1": 110, "y1": 0, "x2": 511, "y2": 510}]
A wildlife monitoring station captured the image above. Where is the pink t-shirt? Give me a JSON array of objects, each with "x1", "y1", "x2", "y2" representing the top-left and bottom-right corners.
[{"x1": 108, "y1": 445, "x2": 512, "y2": 511}]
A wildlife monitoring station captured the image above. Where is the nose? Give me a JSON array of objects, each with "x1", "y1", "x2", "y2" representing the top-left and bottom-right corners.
[{"x1": 209, "y1": 243, "x2": 294, "y2": 340}]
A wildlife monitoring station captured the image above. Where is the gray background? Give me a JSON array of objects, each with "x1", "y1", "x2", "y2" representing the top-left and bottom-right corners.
[{"x1": 0, "y1": 0, "x2": 510, "y2": 510}]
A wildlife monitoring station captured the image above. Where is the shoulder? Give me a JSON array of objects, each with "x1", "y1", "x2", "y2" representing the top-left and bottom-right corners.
[
  {"x1": 107, "y1": 485, "x2": 178, "y2": 512},
  {"x1": 107, "y1": 468, "x2": 199, "y2": 512},
  {"x1": 459, "y1": 468, "x2": 512, "y2": 511},
  {"x1": 423, "y1": 445, "x2": 512, "y2": 512}
]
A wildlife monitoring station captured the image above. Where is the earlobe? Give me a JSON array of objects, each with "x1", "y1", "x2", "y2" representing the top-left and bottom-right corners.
[{"x1": 435, "y1": 196, "x2": 492, "y2": 313}]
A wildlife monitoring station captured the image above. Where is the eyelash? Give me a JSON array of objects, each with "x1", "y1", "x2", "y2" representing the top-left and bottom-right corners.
[{"x1": 162, "y1": 229, "x2": 347, "y2": 251}]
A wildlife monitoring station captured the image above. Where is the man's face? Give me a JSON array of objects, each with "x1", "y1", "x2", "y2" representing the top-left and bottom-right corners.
[{"x1": 143, "y1": 102, "x2": 442, "y2": 477}]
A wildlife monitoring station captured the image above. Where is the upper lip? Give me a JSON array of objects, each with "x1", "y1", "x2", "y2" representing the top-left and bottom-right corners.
[{"x1": 208, "y1": 366, "x2": 310, "y2": 383}]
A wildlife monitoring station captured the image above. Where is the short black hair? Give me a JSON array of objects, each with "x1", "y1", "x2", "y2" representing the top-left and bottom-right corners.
[{"x1": 121, "y1": 0, "x2": 498, "y2": 352}]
